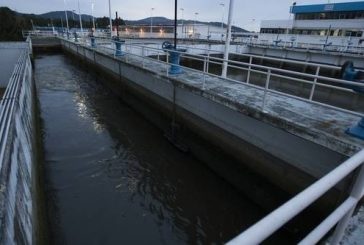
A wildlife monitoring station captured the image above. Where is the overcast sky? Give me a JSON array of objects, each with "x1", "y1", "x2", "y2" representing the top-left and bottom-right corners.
[{"x1": 0, "y1": 0, "x2": 359, "y2": 31}]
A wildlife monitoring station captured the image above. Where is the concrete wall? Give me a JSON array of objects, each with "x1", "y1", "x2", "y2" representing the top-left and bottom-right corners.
[
  {"x1": 61, "y1": 40, "x2": 353, "y2": 213},
  {"x1": 31, "y1": 37, "x2": 61, "y2": 53},
  {"x1": 0, "y1": 53, "x2": 41, "y2": 244}
]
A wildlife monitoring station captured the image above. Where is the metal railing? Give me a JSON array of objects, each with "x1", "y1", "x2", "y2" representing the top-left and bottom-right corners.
[
  {"x1": 227, "y1": 149, "x2": 364, "y2": 244},
  {"x1": 66, "y1": 36, "x2": 364, "y2": 117},
  {"x1": 0, "y1": 38, "x2": 34, "y2": 244},
  {"x1": 245, "y1": 39, "x2": 364, "y2": 56},
  {"x1": 22, "y1": 30, "x2": 58, "y2": 38}
]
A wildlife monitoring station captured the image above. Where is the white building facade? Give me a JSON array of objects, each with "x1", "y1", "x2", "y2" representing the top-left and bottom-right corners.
[{"x1": 258, "y1": 1, "x2": 364, "y2": 46}]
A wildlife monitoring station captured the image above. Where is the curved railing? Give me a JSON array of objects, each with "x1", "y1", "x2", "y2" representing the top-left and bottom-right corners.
[
  {"x1": 0, "y1": 38, "x2": 35, "y2": 244},
  {"x1": 227, "y1": 149, "x2": 364, "y2": 244}
]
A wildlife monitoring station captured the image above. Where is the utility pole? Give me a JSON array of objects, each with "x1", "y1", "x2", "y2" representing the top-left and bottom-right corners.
[
  {"x1": 78, "y1": 0, "x2": 83, "y2": 34},
  {"x1": 150, "y1": 7, "x2": 155, "y2": 36},
  {"x1": 108, "y1": 0, "x2": 113, "y2": 37},
  {"x1": 91, "y1": 2, "x2": 95, "y2": 30},
  {"x1": 220, "y1": 2, "x2": 225, "y2": 40},
  {"x1": 174, "y1": 0, "x2": 177, "y2": 48},
  {"x1": 180, "y1": 8, "x2": 184, "y2": 39},
  {"x1": 63, "y1": 0, "x2": 69, "y2": 33},
  {"x1": 221, "y1": 0, "x2": 234, "y2": 78}
]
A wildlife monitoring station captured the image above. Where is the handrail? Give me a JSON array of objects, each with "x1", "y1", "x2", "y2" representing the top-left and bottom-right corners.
[
  {"x1": 62, "y1": 35, "x2": 364, "y2": 117},
  {"x1": 227, "y1": 149, "x2": 364, "y2": 244},
  {"x1": 0, "y1": 50, "x2": 28, "y2": 170},
  {"x1": 0, "y1": 37, "x2": 35, "y2": 244},
  {"x1": 92, "y1": 36, "x2": 349, "y2": 71},
  {"x1": 246, "y1": 41, "x2": 364, "y2": 56}
]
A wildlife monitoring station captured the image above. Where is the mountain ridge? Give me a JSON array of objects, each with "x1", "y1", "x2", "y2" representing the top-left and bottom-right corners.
[{"x1": 31, "y1": 11, "x2": 248, "y2": 32}]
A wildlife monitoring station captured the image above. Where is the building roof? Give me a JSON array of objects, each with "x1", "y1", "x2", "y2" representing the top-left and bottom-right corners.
[{"x1": 290, "y1": 1, "x2": 364, "y2": 14}]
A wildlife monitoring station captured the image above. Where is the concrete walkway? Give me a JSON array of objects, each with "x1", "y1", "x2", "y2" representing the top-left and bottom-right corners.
[{"x1": 96, "y1": 44, "x2": 364, "y2": 158}]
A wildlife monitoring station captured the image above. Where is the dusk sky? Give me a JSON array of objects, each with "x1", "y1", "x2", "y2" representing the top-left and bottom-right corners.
[{"x1": 0, "y1": 0, "x2": 359, "y2": 31}]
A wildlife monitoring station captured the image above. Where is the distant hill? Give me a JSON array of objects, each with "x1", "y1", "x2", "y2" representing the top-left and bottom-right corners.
[
  {"x1": 39, "y1": 11, "x2": 94, "y2": 22},
  {"x1": 15, "y1": 9, "x2": 248, "y2": 32},
  {"x1": 126, "y1": 16, "x2": 247, "y2": 32},
  {"x1": 0, "y1": 7, "x2": 32, "y2": 41},
  {"x1": 36, "y1": 12, "x2": 247, "y2": 32},
  {"x1": 0, "y1": 7, "x2": 248, "y2": 41}
]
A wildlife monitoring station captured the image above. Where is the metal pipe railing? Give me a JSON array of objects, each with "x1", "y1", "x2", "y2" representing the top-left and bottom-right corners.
[
  {"x1": 0, "y1": 50, "x2": 28, "y2": 170},
  {"x1": 246, "y1": 40, "x2": 364, "y2": 56},
  {"x1": 227, "y1": 149, "x2": 364, "y2": 245},
  {"x1": 63, "y1": 36, "x2": 364, "y2": 117}
]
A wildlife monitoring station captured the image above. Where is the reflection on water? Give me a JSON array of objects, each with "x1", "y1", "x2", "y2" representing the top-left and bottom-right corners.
[{"x1": 35, "y1": 54, "x2": 291, "y2": 244}]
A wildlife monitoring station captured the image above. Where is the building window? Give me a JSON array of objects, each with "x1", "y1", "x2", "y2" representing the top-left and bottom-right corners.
[{"x1": 295, "y1": 11, "x2": 364, "y2": 20}]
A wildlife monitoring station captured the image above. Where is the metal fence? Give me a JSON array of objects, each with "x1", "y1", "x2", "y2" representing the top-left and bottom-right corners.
[
  {"x1": 68, "y1": 36, "x2": 364, "y2": 117},
  {"x1": 227, "y1": 149, "x2": 364, "y2": 244},
  {"x1": 0, "y1": 38, "x2": 35, "y2": 244},
  {"x1": 244, "y1": 39, "x2": 364, "y2": 56}
]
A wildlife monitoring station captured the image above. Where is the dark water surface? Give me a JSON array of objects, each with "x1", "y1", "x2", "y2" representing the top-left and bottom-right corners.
[{"x1": 35, "y1": 54, "x2": 290, "y2": 244}]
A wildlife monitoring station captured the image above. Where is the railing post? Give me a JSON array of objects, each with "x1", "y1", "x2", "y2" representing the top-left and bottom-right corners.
[
  {"x1": 309, "y1": 66, "x2": 321, "y2": 101},
  {"x1": 166, "y1": 52, "x2": 169, "y2": 77},
  {"x1": 203, "y1": 56, "x2": 207, "y2": 89},
  {"x1": 331, "y1": 164, "x2": 364, "y2": 244},
  {"x1": 206, "y1": 49, "x2": 210, "y2": 74},
  {"x1": 262, "y1": 69, "x2": 271, "y2": 111},
  {"x1": 247, "y1": 56, "x2": 253, "y2": 84}
]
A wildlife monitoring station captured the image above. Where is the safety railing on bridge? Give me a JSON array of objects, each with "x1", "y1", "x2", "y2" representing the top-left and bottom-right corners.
[
  {"x1": 227, "y1": 149, "x2": 364, "y2": 244},
  {"x1": 0, "y1": 38, "x2": 35, "y2": 244},
  {"x1": 63, "y1": 35, "x2": 364, "y2": 117}
]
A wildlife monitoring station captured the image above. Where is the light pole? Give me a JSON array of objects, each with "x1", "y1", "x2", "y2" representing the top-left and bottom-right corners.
[
  {"x1": 72, "y1": 10, "x2": 76, "y2": 28},
  {"x1": 180, "y1": 8, "x2": 184, "y2": 38},
  {"x1": 194, "y1": 12, "x2": 198, "y2": 38},
  {"x1": 61, "y1": 17, "x2": 64, "y2": 30},
  {"x1": 108, "y1": 0, "x2": 112, "y2": 37},
  {"x1": 222, "y1": 0, "x2": 234, "y2": 78},
  {"x1": 63, "y1": 0, "x2": 69, "y2": 35},
  {"x1": 220, "y1": 2, "x2": 225, "y2": 40},
  {"x1": 91, "y1": 2, "x2": 95, "y2": 31},
  {"x1": 150, "y1": 7, "x2": 155, "y2": 37},
  {"x1": 77, "y1": 0, "x2": 83, "y2": 34}
]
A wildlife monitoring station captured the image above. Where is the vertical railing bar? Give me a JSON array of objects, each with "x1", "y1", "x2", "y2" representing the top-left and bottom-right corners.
[
  {"x1": 206, "y1": 48, "x2": 210, "y2": 74},
  {"x1": 331, "y1": 164, "x2": 364, "y2": 244},
  {"x1": 309, "y1": 66, "x2": 320, "y2": 101},
  {"x1": 246, "y1": 56, "x2": 253, "y2": 84},
  {"x1": 262, "y1": 69, "x2": 271, "y2": 111},
  {"x1": 166, "y1": 52, "x2": 169, "y2": 77},
  {"x1": 203, "y1": 56, "x2": 207, "y2": 89}
]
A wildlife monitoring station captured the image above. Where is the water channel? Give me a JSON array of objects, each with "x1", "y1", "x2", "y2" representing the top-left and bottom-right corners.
[{"x1": 34, "y1": 53, "x2": 292, "y2": 244}]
